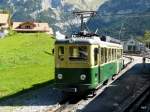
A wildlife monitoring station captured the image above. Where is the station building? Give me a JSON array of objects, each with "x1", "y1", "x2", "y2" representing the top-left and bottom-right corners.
[{"x1": 123, "y1": 38, "x2": 145, "y2": 54}]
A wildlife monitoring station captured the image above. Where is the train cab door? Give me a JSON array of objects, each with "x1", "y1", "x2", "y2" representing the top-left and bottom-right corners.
[{"x1": 94, "y1": 47, "x2": 100, "y2": 85}]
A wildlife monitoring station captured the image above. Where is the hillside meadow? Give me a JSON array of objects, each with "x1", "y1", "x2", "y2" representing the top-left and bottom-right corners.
[{"x1": 0, "y1": 32, "x2": 55, "y2": 98}]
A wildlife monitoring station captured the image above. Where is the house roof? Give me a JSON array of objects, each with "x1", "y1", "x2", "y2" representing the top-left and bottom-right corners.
[
  {"x1": 0, "y1": 13, "x2": 9, "y2": 24},
  {"x1": 12, "y1": 22, "x2": 53, "y2": 34},
  {"x1": 17, "y1": 21, "x2": 37, "y2": 28}
]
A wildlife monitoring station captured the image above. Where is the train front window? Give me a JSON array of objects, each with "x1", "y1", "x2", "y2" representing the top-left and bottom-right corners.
[
  {"x1": 58, "y1": 46, "x2": 64, "y2": 55},
  {"x1": 69, "y1": 46, "x2": 88, "y2": 61},
  {"x1": 58, "y1": 46, "x2": 64, "y2": 61}
]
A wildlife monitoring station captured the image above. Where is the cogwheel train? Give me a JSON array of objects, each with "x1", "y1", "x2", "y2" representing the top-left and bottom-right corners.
[
  {"x1": 54, "y1": 11, "x2": 124, "y2": 94},
  {"x1": 54, "y1": 34, "x2": 123, "y2": 93}
]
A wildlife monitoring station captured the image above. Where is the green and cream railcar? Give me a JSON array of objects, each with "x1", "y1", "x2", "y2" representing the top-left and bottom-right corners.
[{"x1": 55, "y1": 36, "x2": 123, "y2": 93}]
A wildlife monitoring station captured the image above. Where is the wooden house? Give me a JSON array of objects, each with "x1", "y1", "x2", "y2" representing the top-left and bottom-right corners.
[
  {"x1": 0, "y1": 13, "x2": 10, "y2": 30},
  {"x1": 12, "y1": 21, "x2": 53, "y2": 35},
  {"x1": 123, "y1": 38, "x2": 145, "y2": 53}
]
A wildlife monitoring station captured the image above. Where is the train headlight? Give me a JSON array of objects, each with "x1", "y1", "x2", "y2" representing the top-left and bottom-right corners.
[
  {"x1": 80, "y1": 74, "x2": 86, "y2": 80},
  {"x1": 57, "y1": 74, "x2": 63, "y2": 79}
]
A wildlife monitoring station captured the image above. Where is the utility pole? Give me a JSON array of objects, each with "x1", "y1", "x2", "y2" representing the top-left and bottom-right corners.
[{"x1": 118, "y1": 22, "x2": 124, "y2": 40}]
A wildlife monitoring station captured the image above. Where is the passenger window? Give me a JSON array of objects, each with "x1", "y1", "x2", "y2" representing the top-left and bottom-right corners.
[
  {"x1": 121, "y1": 49, "x2": 123, "y2": 57},
  {"x1": 120, "y1": 49, "x2": 122, "y2": 58},
  {"x1": 117, "y1": 49, "x2": 121, "y2": 59},
  {"x1": 108, "y1": 49, "x2": 111, "y2": 61},
  {"x1": 101, "y1": 48, "x2": 104, "y2": 64},
  {"x1": 105, "y1": 48, "x2": 107, "y2": 63},
  {"x1": 114, "y1": 49, "x2": 117, "y2": 59},
  {"x1": 112, "y1": 49, "x2": 115, "y2": 60},
  {"x1": 117, "y1": 49, "x2": 119, "y2": 59}
]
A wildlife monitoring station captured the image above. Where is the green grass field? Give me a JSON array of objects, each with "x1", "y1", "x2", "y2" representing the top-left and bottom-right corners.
[{"x1": 0, "y1": 32, "x2": 54, "y2": 98}]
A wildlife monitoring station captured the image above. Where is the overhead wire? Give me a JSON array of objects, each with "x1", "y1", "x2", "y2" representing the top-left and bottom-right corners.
[{"x1": 62, "y1": 10, "x2": 150, "y2": 17}]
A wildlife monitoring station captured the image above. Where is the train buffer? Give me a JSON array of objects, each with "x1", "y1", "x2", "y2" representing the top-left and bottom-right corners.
[{"x1": 82, "y1": 62, "x2": 150, "y2": 112}]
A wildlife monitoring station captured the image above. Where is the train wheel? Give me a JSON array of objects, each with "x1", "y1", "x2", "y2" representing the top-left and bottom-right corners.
[
  {"x1": 92, "y1": 91, "x2": 96, "y2": 96},
  {"x1": 103, "y1": 80, "x2": 108, "y2": 85},
  {"x1": 112, "y1": 76, "x2": 115, "y2": 80},
  {"x1": 86, "y1": 90, "x2": 96, "y2": 98},
  {"x1": 112, "y1": 74, "x2": 117, "y2": 80}
]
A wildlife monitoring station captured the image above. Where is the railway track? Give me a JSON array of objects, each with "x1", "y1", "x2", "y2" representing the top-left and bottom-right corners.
[
  {"x1": 123, "y1": 55, "x2": 134, "y2": 65},
  {"x1": 45, "y1": 56, "x2": 134, "y2": 112},
  {"x1": 114, "y1": 56, "x2": 150, "y2": 112},
  {"x1": 138, "y1": 92, "x2": 150, "y2": 112},
  {"x1": 116, "y1": 82, "x2": 150, "y2": 112},
  {"x1": 46, "y1": 94, "x2": 84, "y2": 112}
]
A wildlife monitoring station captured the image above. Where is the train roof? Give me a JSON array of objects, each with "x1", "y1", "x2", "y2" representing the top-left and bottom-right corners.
[{"x1": 55, "y1": 35, "x2": 123, "y2": 48}]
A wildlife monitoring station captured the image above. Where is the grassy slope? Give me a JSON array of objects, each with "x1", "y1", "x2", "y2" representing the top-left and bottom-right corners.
[{"x1": 0, "y1": 33, "x2": 54, "y2": 98}]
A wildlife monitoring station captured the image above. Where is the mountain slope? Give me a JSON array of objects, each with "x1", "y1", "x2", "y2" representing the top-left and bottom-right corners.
[
  {"x1": 0, "y1": 0, "x2": 150, "y2": 39},
  {"x1": 0, "y1": 0, "x2": 106, "y2": 33},
  {"x1": 87, "y1": 0, "x2": 150, "y2": 39}
]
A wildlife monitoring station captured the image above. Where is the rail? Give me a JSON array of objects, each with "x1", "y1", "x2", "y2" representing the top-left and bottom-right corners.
[
  {"x1": 46, "y1": 94, "x2": 84, "y2": 112},
  {"x1": 123, "y1": 55, "x2": 134, "y2": 67},
  {"x1": 116, "y1": 83, "x2": 150, "y2": 112}
]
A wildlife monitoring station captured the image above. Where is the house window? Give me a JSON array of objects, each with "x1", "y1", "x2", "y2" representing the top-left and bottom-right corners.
[
  {"x1": 130, "y1": 41, "x2": 134, "y2": 44},
  {"x1": 25, "y1": 25, "x2": 31, "y2": 29},
  {"x1": 133, "y1": 46, "x2": 136, "y2": 51},
  {"x1": 128, "y1": 45, "x2": 132, "y2": 51}
]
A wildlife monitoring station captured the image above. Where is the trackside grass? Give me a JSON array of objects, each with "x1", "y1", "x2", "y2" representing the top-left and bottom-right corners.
[{"x1": 0, "y1": 33, "x2": 54, "y2": 98}]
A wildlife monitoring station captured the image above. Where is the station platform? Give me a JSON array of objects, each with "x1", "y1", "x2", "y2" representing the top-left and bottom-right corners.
[{"x1": 82, "y1": 62, "x2": 150, "y2": 112}]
